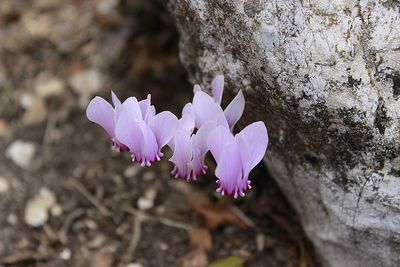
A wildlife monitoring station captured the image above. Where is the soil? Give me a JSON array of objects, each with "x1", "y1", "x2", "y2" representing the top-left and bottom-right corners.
[{"x1": 0, "y1": 1, "x2": 316, "y2": 266}]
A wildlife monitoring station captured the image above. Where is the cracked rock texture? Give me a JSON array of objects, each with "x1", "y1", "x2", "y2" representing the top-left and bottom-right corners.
[{"x1": 167, "y1": 1, "x2": 400, "y2": 266}]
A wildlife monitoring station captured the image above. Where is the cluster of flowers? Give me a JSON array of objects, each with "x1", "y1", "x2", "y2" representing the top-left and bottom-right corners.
[{"x1": 86, "y1": 75, "x2": 268, "y2": 198}]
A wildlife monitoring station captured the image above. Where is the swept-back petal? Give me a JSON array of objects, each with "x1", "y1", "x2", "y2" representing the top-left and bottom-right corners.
[
  {"x1": 236, "y1": 121, "x2": 268, "y2": 171},
  {"x1": 193, "y1": 84, "x2": 202, "y2": 93},
  {"x1": 111, "y1": 91, "x2": 122, "y2": 107},
  {"x1": 215, "y1": 142, "x2": 242, "y2": 197},
  {"x1": 224, "y1": 90, "x2": 245, "y2": 131},
  {"x1": 115, "y1": 106, "x2": 144, "y2": 160},
  {"x1": 211, "y1": 75, "x2": 224, "y2": 105},
  {"x1": 169, "y1": 130, "x2": 192, "y2": 179},
  {"x1": 148, "y1": 111, "x2": 179, "y2": 148},
  {"x1": 192, "y1": 120, "x2": 217, "y2": 155},
  {"x1": 121, "y1": 97, "x2": 143, "y2": 121},
  {"x1": 190, "y1": 145, "x2": 206, "y2": 180},
  {"x1": 207, "y1": 125, "x2": 234, "y2": 163},
  {"x1": 139, "y1": 94, "x2": 155, "y2": 121},
  {"x1": 193, "y1": 91, "x2": 225, "y2": 129},
  {"x1": 178, "y1": 103, "x2": 195, "y2": 133},
  {"x1": 86, "y1": 96, "x2": 115, "y2": 137},
  {"x1": 138, "y1": 120, "x2": 159, "y2": 165},
  {"x1": 111, "y1": 91, "x2": 123, "y2": 120}
]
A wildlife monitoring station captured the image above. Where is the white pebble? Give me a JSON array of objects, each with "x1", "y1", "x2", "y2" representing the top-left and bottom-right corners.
[
  {"x1": 137, "y1": 188, "x2": 157, "y2": 210},
  {"x1": 137, "y1": 197, "x2": 153, "y2": 210},
  {"x1": 24, "y1": 187, "x2": 57, "y2": 227},
  {"x1": 124, "y1": 165, "x2": 141, "y2": 178},
  {"x1": 143, "y1": 171, "x2": 156, "y2": 181},
  {"x1": 35, "y1": 77, "x2": 65, "y2": 98},
  {"x1": 125, "y1": 263, "x2": 143, "y2": 267},
  {"x1": 7, "y1": 213, "x2": 18, "y2": 225},
  {"x1": 6, "y1": 140, "x2": 36, "y2": 169},
  {"x1": 0, "y1": 177, "x2": 10, "y2": 194},
  {"x1": 24, "y1": 198, "x2": 49, "y2": 227},
  {"x1": 50, "y1": 204, "x2": 63, "y2": 217},
  {"x1": 60, "y1": 248, "x2": 71, "y2": 260},
  {"x1": 69, "y1": 69, "x2": 104, "y2": 107}
]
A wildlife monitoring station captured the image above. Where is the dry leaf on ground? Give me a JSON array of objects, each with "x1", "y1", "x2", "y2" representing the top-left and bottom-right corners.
[{"x1": 190, "y1": 228, "x2": 212, "y2": 252}]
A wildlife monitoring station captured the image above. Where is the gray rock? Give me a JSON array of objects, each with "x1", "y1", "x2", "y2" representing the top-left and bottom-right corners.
[{"x1": 167, "y1": 1, "x2": 400, "y2": 266}]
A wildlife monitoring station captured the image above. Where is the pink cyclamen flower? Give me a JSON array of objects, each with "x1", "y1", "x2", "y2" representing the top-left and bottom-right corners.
[
  {"x1": 86, "y1": 91, "x2": 128, "y2": 151},
  {"x1": 115, "y1": 96, "x2": 178, "y2": 166},
  {"x1": 87, "y1": 92, "x2": 178, "y2": 166},
  {"x1": 169, "y1": 117, "x2": 217, "y2": 181},
  {"x1": 169, "y1": 75, "x2": 250, "y2": 183},
  {"x1": 208, "y1": 122, "x2": 268, "y2": 198}
]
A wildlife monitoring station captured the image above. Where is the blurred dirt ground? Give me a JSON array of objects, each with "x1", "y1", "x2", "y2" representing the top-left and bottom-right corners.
[{"x1": 0, "y1": 1, "x2": 315, "y2": 266}]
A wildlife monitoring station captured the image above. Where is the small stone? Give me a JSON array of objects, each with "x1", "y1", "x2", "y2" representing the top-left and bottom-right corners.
[
  {"x1": 60, "y1": 248, "x2": 71, "y2": 260},
  {"x1": 35, "y1": 77, "x2": 66, "y2": 98},
  {"x1": 137, "y1": 197, "x2": 153, "y2": 211},
  {"x1": 20, "y1": 94, "x2": 47, "y2": 125},
  {"x1": 143, "y1": 171, "x2": 156, "y2": 181},
  {"x1": 0, "y1": 119, "x2": 9, "y2": 138},
  {"x1": 50, "y1": 204, "x2": 62, "y2": 217},
  {"x1": 24, "y1": 199, "x2": 48, "y2": 227},
  {"x1": 125, "y1": 263, "x2": 143, "y2": 267},
  {"x1": 256, "y1": 233, "x2": 265, "y2": 251},
  {"x1": 124, "y1": 165, "x2": 140, "y2": 178},
  {"x1": 38, "y1": 188, "x2": 56, "y2": 207},
  {"x1": 96, "y1": 0, "x2": 119, "y2": 14},
  {"x1": 85, "y1": 219, "x2": 97, "y2": 230},
  {"x1": 87, "y1": 234, "x2": 106, "y2": 249},
  {"x1": 7, "y1": 213, "x2": 18, "y2": 225},
  {"x1": 158, "y1": 241, "x2": 169, "y2": 251},
  {"x1": 137, "y1": 188, "x2": 157, "y2": 210},
  {"x1": 69, "y1": 69, "x2": 104, "y2": 108},
  {"x1": 6, "y1": 140, "x2": 36, "y2": 169},
  {"x1": 24, "y1": 187, "x2": 56, "y2": 227},
  {"x1": 22, "y1": 13, "x2": 51, "y2": 37},
  {"x1": 0, "y1": 177, "x2": 10, "y2": 194}
]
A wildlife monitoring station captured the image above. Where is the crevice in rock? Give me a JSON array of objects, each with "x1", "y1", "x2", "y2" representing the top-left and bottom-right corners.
[
  {"x1": 374, "y1": 98, "x2": 390, "y2": 135},
  {"x1": 392, "y1": 76, "x2": 400, "y2": 97}
]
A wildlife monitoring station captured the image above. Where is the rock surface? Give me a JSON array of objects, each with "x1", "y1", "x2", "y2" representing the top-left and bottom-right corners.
[{"x1": 167, "y1": 1, "x2": 400, "y2": 266}]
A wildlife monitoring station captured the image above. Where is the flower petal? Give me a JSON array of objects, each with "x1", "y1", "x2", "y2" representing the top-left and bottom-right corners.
[
  {"x1": 236, "y1": 121, "x2": 268, "y2": 171},
  {"x1": 193, "y1": 84, "x2": 202, "y2": 93},
  {"x1": 138, "y1": 120, "x2": 159, "y2": 165},
  {"x1": 193, "y1": 91, "x2": 225, "y2": 129},
  {"x1": 192, "y1": 120, "x2": 217, "y2": 155},
  {"x1": 139, "y1": 94, "x2": 156, "y2": 121},
  {"x1": 169, "y1": 130, "x2": 192, "y2": 179},
  {"x1": 111, "y1": 91, "x2": 123, "y2": 121},
  {"x1": 148, "y1": 111, "x2": 179, "y2": 148},
  {"x1": 215, "y1": 141, "x2": 242, "y2": 197},
  {"x1": 111, "y1": 91, "x2": 122, "y2": 107},
  {"x1": 86, "y1": 96, "x2": 115, "y2": 137},
  {"x1": 121, "y1": 97, "x2": 143, "y2": 121},
  {"x1": 178, "y1": 103, "x2": 195, "y2": 133},
  {"x1": 207, "y1": 125, "x2": 234, "y2": 163},
  {"x1": 211, "y1": 75, "x2": 224, "y2": 105},
  {"x1": 115, "y1": 105, "x2": 144, "y2": 160},
  {"x1": 189, "y1": 120, "x2": 217, "y2": 179},
  {"x1": 224, "y1": 90, "x2": 245, "y2": 131}
]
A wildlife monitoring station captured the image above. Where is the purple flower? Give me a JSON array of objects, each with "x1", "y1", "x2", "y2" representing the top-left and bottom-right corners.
[
  {"x1": 86, "y1": 91, "x2": 128, "y2": 151},
  {"x1": 208, "y1": 122, "x2": 268, "y2": 198},
  {"x1": 86, "y1": 74, "x2": 269, "y2": 198},
  {"x1": 168, "y1": 75, "x2": 250, "y2": 183},
  {"x1": 192, "y1": 75, "x2": 245, "y2": 131},
  {"x1": 87, "y1": 92, "x2": 178, "y2": 166},
  {"x1": 169, "y1": 119, "x2": 217, "y2": 180},
  {"x1": 115, "y1": 95, "x2": 178, "y2": 166}
]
